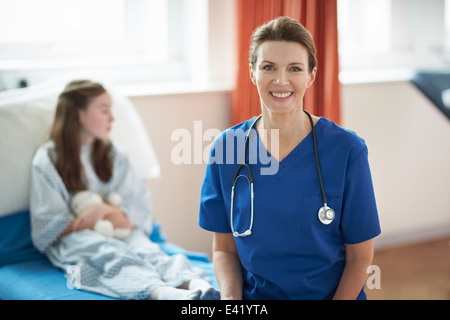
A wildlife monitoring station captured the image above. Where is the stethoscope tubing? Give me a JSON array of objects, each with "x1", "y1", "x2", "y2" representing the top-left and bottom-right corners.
[
  {"x1": 230, "y1": 116, "x2": 260, "y2": 237},
  {"x1": 230, "y1": 110, "x2": 333, "y2": 237},
  {"x1": 304, "y1": 110, "x2": 328, "y2": 207}
]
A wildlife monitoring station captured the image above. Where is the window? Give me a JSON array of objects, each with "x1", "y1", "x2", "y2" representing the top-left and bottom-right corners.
[
  {"x1": 338, "y1": 0, "x2": 391, "y2": 56},
  {"x1": 445, "y1": 0, "x2": 450, "y2": 50},
  {"x1": 338, "y1": 0, "x2": 447, "y2": 81},
  {"x1": 0, "y1": 0, "x2": 127, "y2": 47},
  {"x1": 0, "y1": 0, "x2": 208, "y2": 89}
]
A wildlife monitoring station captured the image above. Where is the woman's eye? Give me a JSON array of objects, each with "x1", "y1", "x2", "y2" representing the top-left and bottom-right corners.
[
  {"x1": 263, "y1": 65, "x2": 274, "y2": 71},
  {"x1": 290, "y1": 67, "x2": 301, "y2": 72}
]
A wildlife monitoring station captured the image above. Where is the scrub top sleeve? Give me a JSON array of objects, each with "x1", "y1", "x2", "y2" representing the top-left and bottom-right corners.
[
  {"x1": 199, "y1": 150, "x2": 231, "y2": 234},
  {"x1": 341, "y1": 145, "x2": 381, "y2": 244}
]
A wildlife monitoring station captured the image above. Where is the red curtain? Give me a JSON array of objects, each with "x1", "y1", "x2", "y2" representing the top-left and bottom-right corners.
[{"x1": 231, "y1": 0, "x2": 341, "y2": 125}]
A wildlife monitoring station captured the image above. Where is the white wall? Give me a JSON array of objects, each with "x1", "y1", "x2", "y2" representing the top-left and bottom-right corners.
[
  {"x1": 131, "y1": 91, "x2": 231, "y2": 256},
  {"x1": 342, "y1": 80, "x2": 450, "y2": 249}
]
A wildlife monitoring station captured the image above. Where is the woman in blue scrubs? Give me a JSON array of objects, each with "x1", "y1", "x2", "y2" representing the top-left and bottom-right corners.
[{"x1": 199, "y1": 17, "x2": 381, "y2": 300}]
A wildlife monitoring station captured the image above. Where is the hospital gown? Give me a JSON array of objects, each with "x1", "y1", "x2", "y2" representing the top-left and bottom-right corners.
[{"x1": 30, "y1": 141, "x2": 206, "y2": 300}]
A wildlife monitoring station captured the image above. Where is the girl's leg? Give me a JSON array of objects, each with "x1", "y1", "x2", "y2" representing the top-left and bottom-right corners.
[
  {"x1": 149, "y1": 286, "x2": 201, "y2": 300},
  {"x1": 184, "y1": 279, "x2": 221, "y2": 300},
  {"x1": 126, "y1": 231, "x2": 218, "y2": 300}
]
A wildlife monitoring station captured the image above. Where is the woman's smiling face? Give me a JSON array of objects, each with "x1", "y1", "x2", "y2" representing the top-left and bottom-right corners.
[{"x1": 250, "y1": 40, "x2": 316, "y2": 116}]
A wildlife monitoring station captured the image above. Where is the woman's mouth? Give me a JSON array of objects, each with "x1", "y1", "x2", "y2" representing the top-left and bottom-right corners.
[{"x1": 270, "y1": 91, "x2": 293, "y2": 99}]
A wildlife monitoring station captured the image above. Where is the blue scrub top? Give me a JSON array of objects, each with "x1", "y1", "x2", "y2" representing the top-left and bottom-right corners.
[{"x1": 199, "y1": 116, "x2": 381, "y2": 300}]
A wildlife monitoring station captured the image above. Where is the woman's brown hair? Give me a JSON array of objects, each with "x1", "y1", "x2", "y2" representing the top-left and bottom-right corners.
[
  {"x1": 249, "y1": 16, "x2": 317, "y2": 73},
  {"x1": 50, "y1": 80, "x2": 113, "y2": 192}
]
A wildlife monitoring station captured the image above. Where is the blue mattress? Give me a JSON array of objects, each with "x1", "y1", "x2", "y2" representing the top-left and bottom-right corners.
[{"x1": 0, "y1": 210, "x2": 217, "y2": 300}]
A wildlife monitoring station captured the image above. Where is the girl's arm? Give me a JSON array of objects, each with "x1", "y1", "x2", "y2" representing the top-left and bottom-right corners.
[
  {"x1": 63, "y1": 203, "x2": 134, "y2": 235},
  {"x1": 30, "y1": 151, "x2": 74, "y2": 252},
  {"x1": 333, "y1": 238, "x2": 374, "y2": 300},
  {"x1": 213, "y1": 232, "x2": 243, "y2": 300}
]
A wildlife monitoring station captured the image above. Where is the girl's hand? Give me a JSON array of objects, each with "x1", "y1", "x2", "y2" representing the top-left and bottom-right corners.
[
  {"x1": 69, "y1": 203, "x2": 110, "y2": 232},
  {"x1": 64, "y1": 203, "x2": 134, "y2": 235},
  {"x1": 103, "y1": 207, "x2": 134, "y2": 230},
  {"x1": 72, "y1": 203, "x2": 134, "y2": 230}
]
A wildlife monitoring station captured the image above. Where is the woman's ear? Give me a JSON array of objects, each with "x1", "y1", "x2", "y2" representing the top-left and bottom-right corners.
[
  {"x1": 307, "y1": 67, "x2": 317, "y2": 88},
  {"x1": 249, "y1": 64, "x2": 256, "y2": 85}
]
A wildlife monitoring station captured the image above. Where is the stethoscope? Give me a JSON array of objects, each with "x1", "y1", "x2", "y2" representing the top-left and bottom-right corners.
[{"x1": 230, "y1": 110, "x2": 335, "y2": 238}]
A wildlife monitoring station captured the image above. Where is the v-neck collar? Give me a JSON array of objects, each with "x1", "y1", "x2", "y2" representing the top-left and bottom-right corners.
[{"x1": 254, "y1": 117, "x2": 323, "y2": 169}]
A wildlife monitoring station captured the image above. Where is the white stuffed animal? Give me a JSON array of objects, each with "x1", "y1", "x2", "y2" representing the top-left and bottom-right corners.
[{"x1": 71, "y1": 191, "x2": 132, "y2": 240}]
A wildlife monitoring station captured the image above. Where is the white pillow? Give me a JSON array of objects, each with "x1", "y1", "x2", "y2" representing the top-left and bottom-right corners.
[{"x1": 0, "y1": 77, "x2": 160, "y2": 217}]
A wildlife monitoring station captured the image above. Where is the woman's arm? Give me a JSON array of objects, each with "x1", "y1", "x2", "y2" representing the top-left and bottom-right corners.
[
  {"x1": 333, "y1": 238, "x2": 374, "y2": 300},
  {"x1": 213, "y1": 232, "x2": 243, "y2": 300}
]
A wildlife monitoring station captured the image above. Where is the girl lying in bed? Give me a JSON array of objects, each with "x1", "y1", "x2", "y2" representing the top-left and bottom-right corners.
[{"x1": 30, "y1": 79, "x2": 219, "y2": 300}]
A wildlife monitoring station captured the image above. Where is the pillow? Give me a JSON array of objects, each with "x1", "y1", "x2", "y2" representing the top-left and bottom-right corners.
[{"x1": 0, "y1": 76, "x2": 160, "y2": 217}]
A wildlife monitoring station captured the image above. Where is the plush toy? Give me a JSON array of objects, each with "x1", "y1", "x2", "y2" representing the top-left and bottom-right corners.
[{"x1": 71, "y1": 191, "x2": 132, "y2": 240}]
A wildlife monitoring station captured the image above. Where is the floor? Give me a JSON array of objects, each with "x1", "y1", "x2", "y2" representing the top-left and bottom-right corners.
[{"x1": 366, "y1": 237, "x2": 449, "y2": 300}]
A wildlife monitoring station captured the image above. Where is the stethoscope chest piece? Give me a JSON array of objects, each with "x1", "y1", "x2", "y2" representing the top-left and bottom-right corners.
[{"x1": 318, "y1": 204, "x2": 335, "y2": 225}]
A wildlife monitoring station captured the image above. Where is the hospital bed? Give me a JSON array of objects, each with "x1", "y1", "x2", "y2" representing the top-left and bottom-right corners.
[{"x1": 0, "y1": 77, "x2": 217, "y2": 300}]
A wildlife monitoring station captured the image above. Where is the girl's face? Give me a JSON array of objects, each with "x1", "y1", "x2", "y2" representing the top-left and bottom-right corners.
[
  {"x1": 78, "y1": 92, "x2": 114, "y2": 145},
  {"x1": 250, "y1": 41, "x2": 316, "y2": 117}
]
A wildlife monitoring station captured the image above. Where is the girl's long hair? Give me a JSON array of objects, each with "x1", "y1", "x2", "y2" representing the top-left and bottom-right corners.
[{"x1": 50, "y1": 80, "x2": 113, "y2": 192}]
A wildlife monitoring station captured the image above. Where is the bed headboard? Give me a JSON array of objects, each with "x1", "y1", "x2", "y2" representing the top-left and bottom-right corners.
[{"x1": 0, "y1": 77, "x2": 160, "y2": 217}]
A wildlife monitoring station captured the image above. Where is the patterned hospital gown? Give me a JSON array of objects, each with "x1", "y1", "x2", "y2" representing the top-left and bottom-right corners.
[{"x1": 30, "y1": 141, "x2": 206, "y2": 300}]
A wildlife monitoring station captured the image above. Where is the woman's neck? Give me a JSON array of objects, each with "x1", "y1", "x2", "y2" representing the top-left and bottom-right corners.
[
  {"x1": 258, "y1": 108, "x2": 310, "y2": 141},
  {"x1": 256, "y1": 108, "x2": 315, "y2": 162}
]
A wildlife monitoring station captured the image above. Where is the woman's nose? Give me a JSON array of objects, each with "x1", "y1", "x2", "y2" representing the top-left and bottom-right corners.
[{"x1": 273, "y1": 70, "x2": 289, "y2": 85}]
